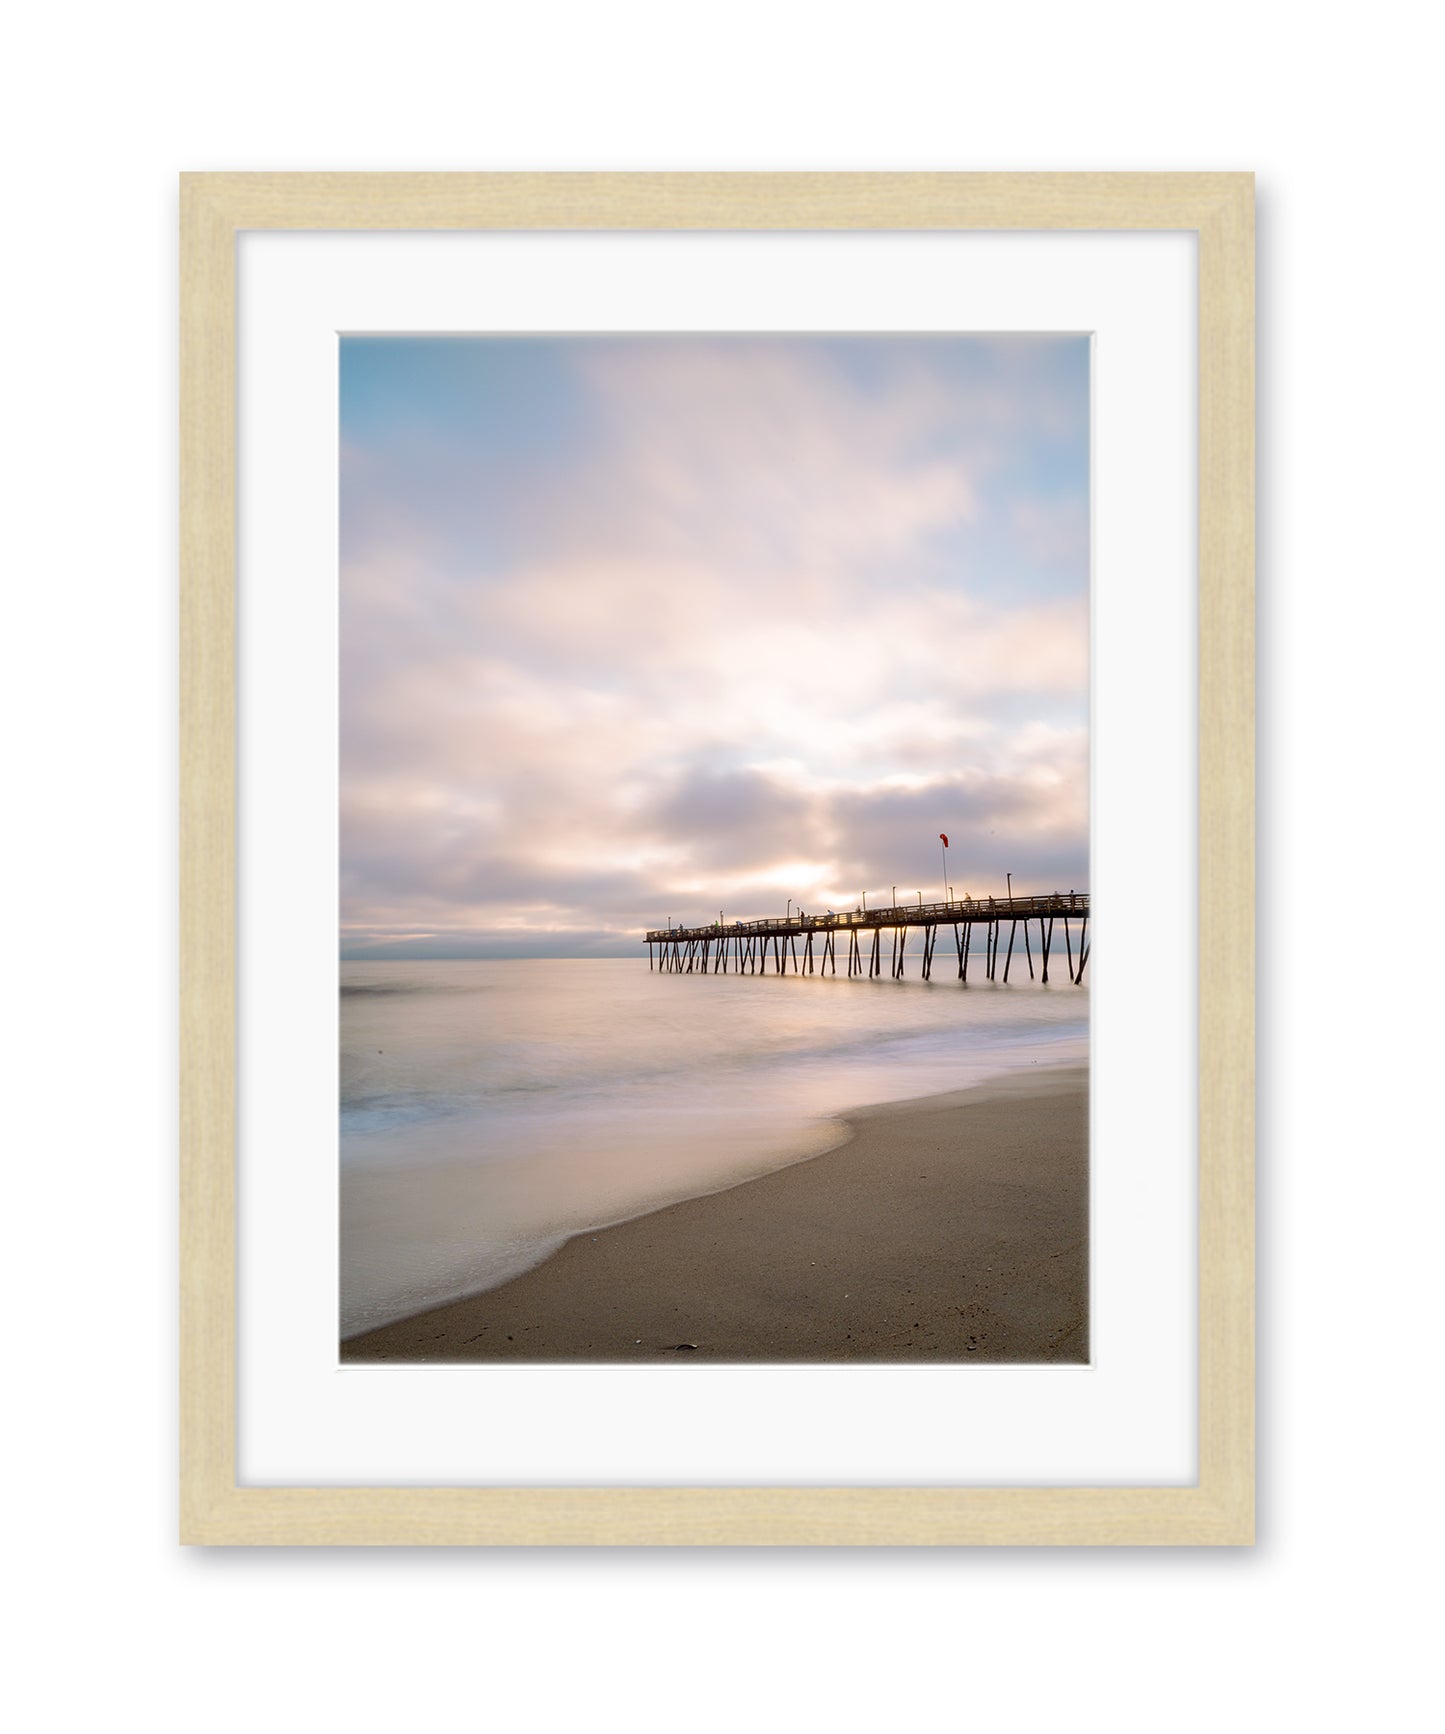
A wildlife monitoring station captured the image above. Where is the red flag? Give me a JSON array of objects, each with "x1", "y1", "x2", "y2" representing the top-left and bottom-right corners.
[{"x1": 939, "y1": 833, "x2": 949, "y2": 847}]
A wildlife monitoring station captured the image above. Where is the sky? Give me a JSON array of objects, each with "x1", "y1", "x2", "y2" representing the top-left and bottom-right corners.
[{"x1": 340, "y1": 334, "x2": 1090, "y2": 958}]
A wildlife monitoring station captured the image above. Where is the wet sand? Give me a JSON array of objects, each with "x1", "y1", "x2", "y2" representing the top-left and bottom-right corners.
[{"x1": 340, "y1": 1065, "x2": 1088, "y2": 1364}]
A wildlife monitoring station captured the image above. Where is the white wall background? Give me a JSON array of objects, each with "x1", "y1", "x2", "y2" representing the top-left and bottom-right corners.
[{"x1": 3, "y1": 4, "x2": 1439, "y2": 1729}]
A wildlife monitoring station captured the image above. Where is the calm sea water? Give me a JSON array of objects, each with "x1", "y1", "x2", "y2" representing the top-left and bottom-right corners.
[{"x1": 340, "y1": 957, "x2": 1089, "y2": 1336}]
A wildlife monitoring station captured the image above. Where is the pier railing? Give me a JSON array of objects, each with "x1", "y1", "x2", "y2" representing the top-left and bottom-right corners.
[
  {"x1": 645, "y1": 893, "x2": 1089, "y2": 985},
  {"x1": 647, "y1": 892, "x2": 1086, "y2": 941}
]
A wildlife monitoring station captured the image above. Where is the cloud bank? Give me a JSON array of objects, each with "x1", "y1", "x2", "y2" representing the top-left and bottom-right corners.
[{"x1": 340, "y1": 335, "x2": 1089, "y2": 957}]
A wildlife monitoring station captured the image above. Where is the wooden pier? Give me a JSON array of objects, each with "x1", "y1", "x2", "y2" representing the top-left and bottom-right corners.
[{"x1": 646, "y1": 893, "x2": 1089, "y2": 985}]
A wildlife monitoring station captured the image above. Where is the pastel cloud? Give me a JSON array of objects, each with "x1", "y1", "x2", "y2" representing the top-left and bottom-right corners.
[{"x1": 341, "y1": 335, "x2": 1089, "y2": 957}]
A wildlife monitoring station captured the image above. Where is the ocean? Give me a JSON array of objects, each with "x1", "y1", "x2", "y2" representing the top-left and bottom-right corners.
[{"x1": 340, "y1": 957, "x2": 1089, "y2": 1337}]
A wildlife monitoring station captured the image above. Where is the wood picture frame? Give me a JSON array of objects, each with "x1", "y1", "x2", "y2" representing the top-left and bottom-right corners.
[{"x1": 180, "y1": 172, "x2": 1254, "y2": 1545}]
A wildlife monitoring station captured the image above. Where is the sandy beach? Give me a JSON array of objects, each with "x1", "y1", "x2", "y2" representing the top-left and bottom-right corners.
[{"x1": 341, "y1": 1064, "x2": 1088, "y2": 1364}]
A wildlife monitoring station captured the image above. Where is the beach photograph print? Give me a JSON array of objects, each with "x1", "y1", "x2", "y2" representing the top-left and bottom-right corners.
[{"x1": 339, "y1": 333, "x2": 1090, "y2": 1363}]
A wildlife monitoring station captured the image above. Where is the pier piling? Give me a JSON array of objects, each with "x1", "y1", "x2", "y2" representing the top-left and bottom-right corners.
[{"x1": 646, "y1": 892, "x2": 1089, "y2": 988}]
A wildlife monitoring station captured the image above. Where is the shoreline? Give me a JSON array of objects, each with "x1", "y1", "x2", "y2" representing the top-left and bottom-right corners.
[{"x1": 340, "y1": 1063, "x2": 1089, "y2": 1364}]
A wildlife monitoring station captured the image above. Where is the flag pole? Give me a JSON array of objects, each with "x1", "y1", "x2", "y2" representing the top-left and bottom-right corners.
[{"x1": 940, "y1": 835, "x2": 948, "y2": 903}]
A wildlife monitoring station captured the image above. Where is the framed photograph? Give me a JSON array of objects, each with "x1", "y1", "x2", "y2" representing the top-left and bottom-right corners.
[{"x1": 181, "y1": 173, "x2": 1254, "y2": 1544}]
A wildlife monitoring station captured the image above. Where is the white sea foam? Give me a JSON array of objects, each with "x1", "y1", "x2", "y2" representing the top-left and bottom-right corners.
[{"x1": 340, "y1": 956, "x2": 1088, "y2": 1336}]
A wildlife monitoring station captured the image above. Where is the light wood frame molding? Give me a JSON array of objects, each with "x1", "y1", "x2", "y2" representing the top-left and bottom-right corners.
[{"x1": 180, "y1": 172, "x2": 1254, "y2": 1545}]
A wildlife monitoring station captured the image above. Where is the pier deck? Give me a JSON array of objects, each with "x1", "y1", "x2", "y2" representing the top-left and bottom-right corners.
[{"x1": 646, "y1": 893, "x2": 1088, "y2": 985}]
